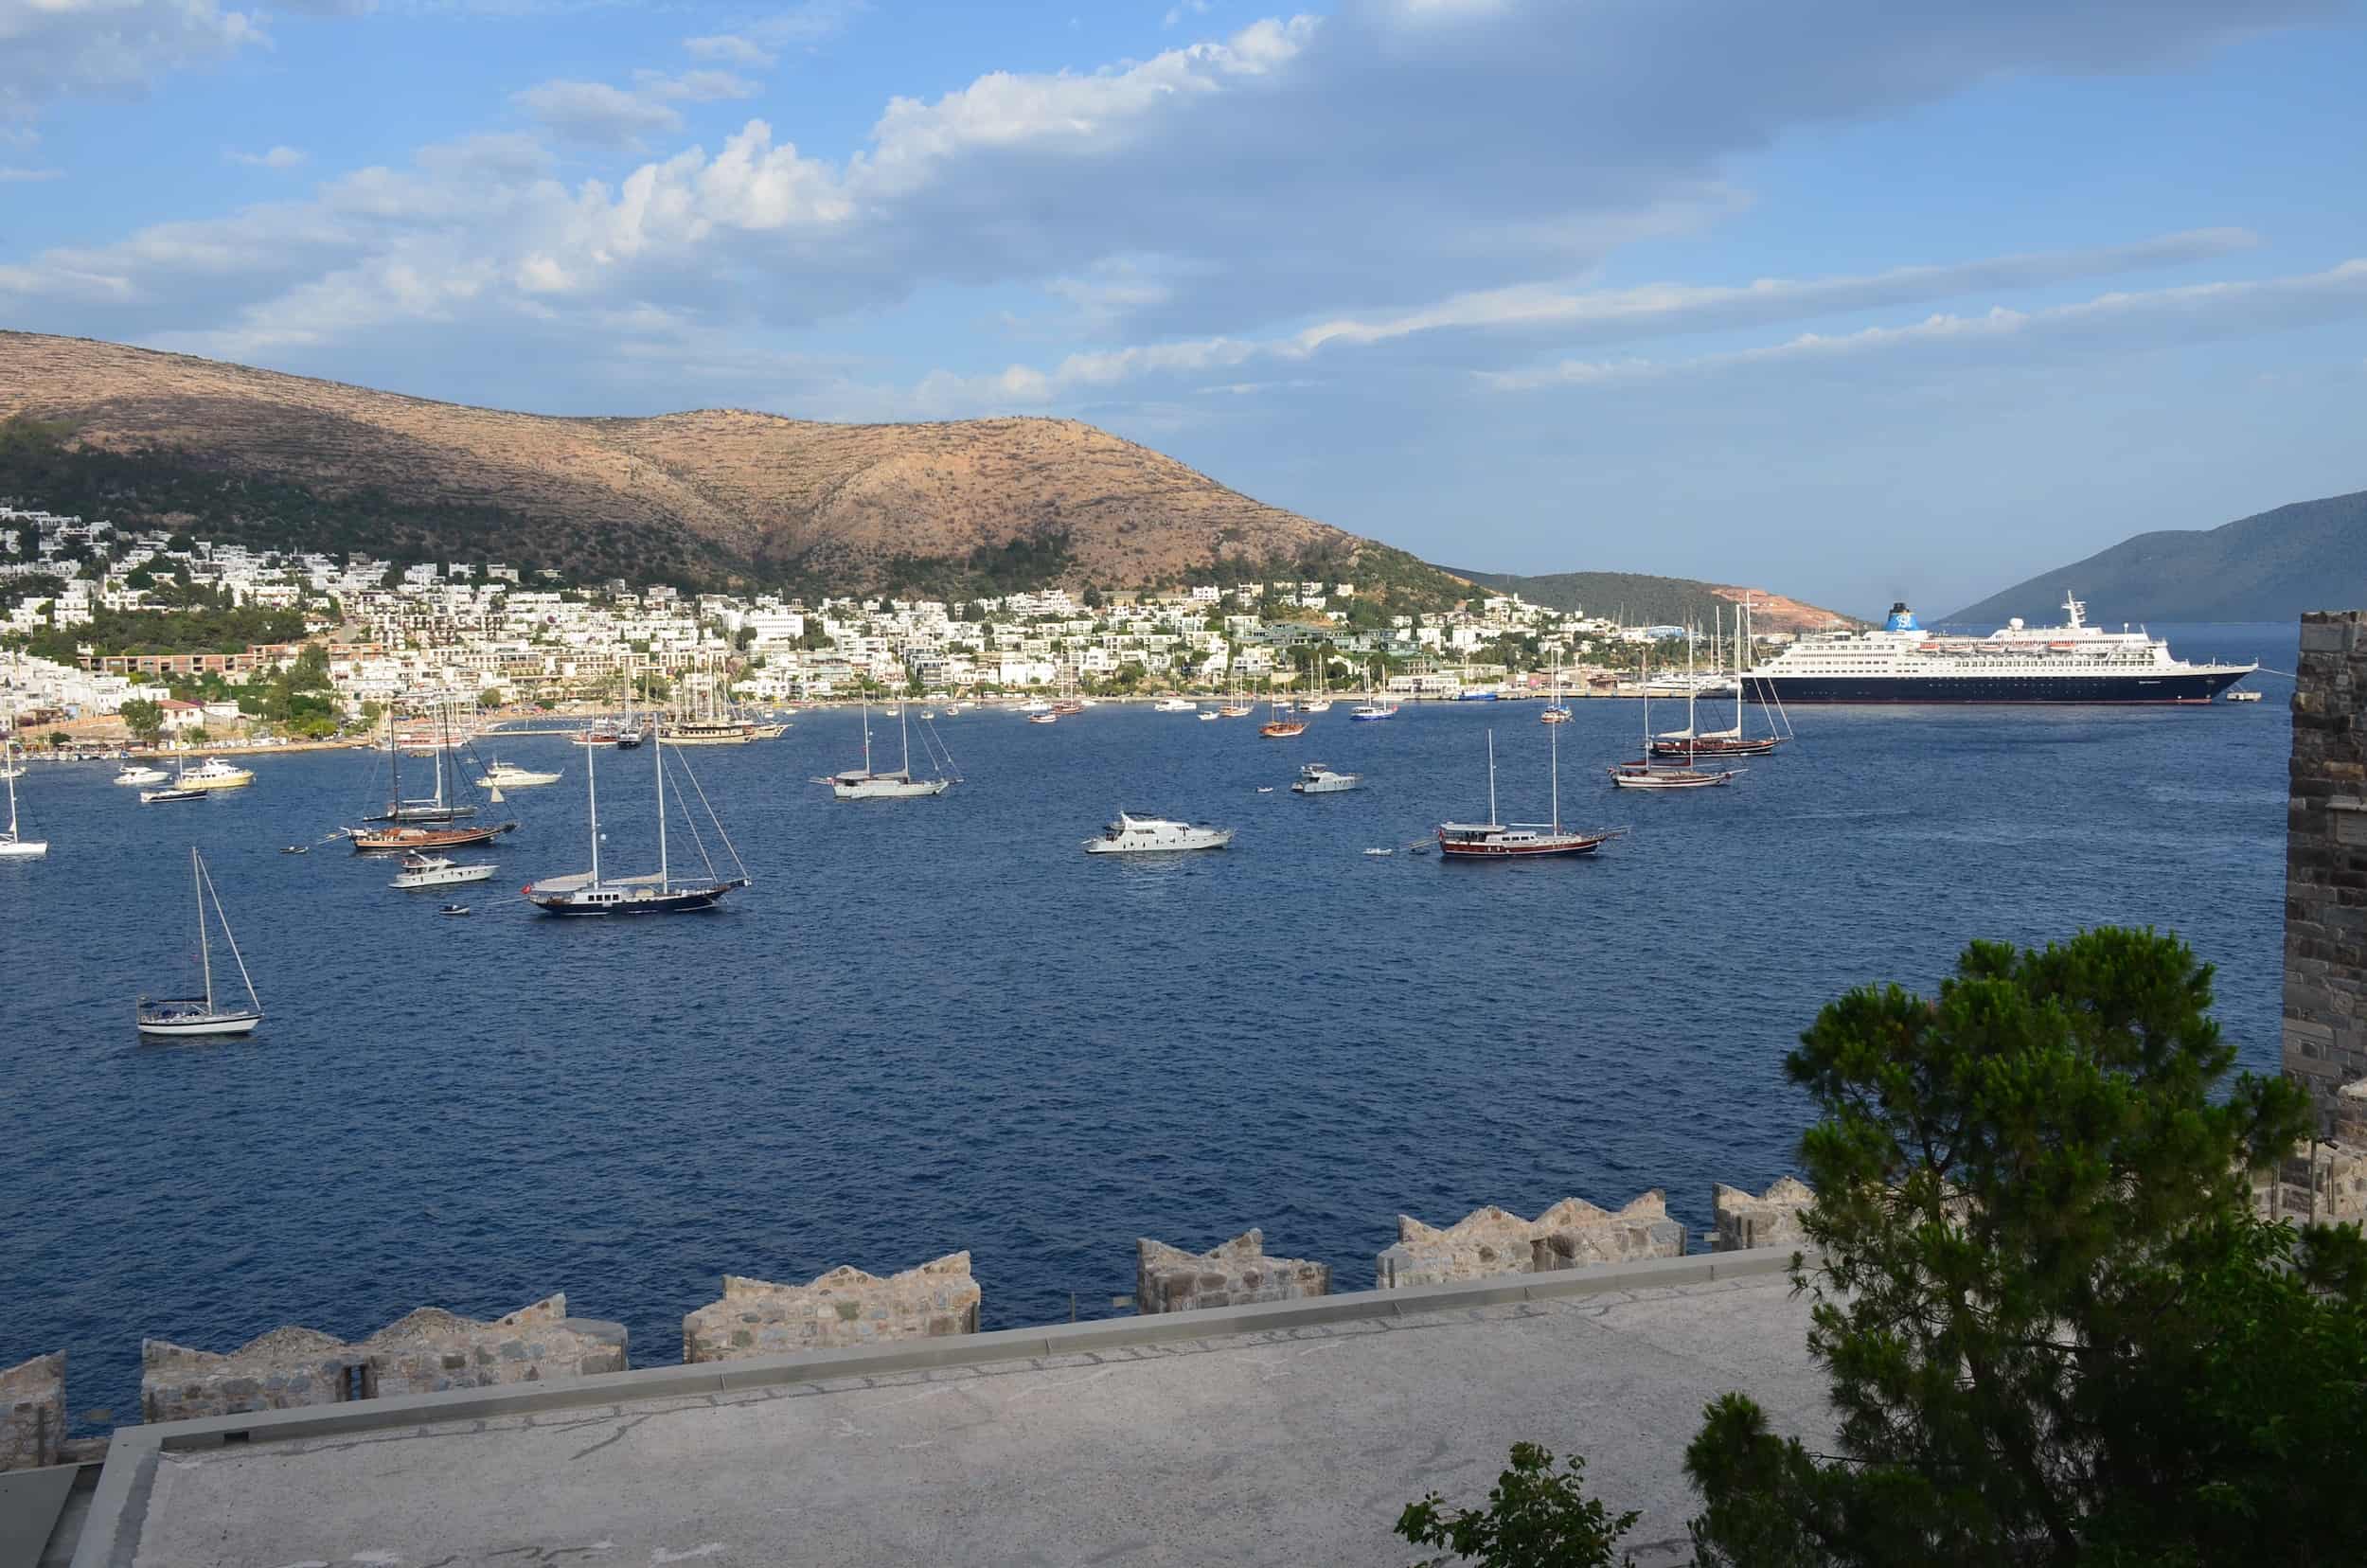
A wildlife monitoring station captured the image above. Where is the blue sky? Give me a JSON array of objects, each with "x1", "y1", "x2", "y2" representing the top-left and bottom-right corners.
[{"x1": 3, "y1": 0, "x2": 2364, "y2": 615}]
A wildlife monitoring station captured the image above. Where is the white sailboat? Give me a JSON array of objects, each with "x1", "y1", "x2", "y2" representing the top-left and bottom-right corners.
[
  {"x1": 523, "y1": 717, "x2": 750, "y2": 915},
  {"x1": 818, "y1": 698, "x2": 955, "y2": 800},
  {"x1": 136, "y1": 848, "x2": 262, "y2": 1037},
  {"x1": 0, "y1": 740, "x2": 45, "y2": 859}
]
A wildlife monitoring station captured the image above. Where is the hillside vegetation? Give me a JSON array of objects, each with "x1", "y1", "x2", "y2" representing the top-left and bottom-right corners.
[
  {"x1": 1445, "y1": 566, "x2": 1857, "y2": 633},
  {"x1": 0, "y1": 331, "x2": 1471, "y2": 608},
  {"x1": 1950, "y1": 489, "x2": 2367, "y2": 624}
]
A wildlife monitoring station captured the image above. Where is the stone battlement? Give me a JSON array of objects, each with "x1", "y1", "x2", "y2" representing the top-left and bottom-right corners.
[
  {"x1": 684, "y1": 1253, "x2": 982, "y2": 1363},
  {"x1": 1136, "y1": 1229, "x2": 1329, "y2": 1313},
  {"x1": 1376, "y1": 1193, "x2": 1684, "y2": 1290}
]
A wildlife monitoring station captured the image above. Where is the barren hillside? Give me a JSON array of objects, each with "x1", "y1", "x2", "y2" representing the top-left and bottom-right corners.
[{"x1": 0, "y1": 332, "x2": 1413, "y2": 595}]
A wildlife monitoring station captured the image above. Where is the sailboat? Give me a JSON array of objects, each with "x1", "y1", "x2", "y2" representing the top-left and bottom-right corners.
[
  {"x1": 522, "y1": 717, "x2": 750, "y2": 915},
  {"x1": 1218, "y1": 661, "x2": 1255, "y2": 719},
  {"x1": 136, "y1": 848, "x2": 262, "y2": 1036},
  {"x1": 1438, "y1": 725, "x2": 1623, "y2": 858},
  {"x1": 1301, "y1": 659, "x2": 1333, "y2": 713},
  {"x1": 1540, "y1": 648, "x2": 1572, "y2": 723},
  {"x1": 1350, "y1": 660, "x2": 1398, "y2": 721},
  {"x1": 365, "y1": 699, "x2": 478, "y2": 822},
  {"x1": 1259, "y1": 676, "x2": 1308, "y2": 738},
  {"x1": 0, "y1": 739, "x2": 46, "y2": 859},
  {"x1": 1611, "y1": 645, "x2": 1743, "y2": 790},
  {"x1": 1650, "y1": 600, "x2": 1784, "y2": 757},
  {"x1": 819, "y1": 698, "x2": 956, "y2": 799},
  {"x1": 350, "y1": 699, "x2": 518, "y2": 851}
]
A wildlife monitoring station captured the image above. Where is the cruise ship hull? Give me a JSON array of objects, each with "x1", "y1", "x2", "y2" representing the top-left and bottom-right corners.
[{"x1": 1745, "y1": 669, "x2": 2246, "y2": 705}]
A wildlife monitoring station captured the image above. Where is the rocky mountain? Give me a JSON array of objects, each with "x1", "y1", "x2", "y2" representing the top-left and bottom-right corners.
[
  {"x1": 0, "y1": 331, "x2": 1460, "y2": 602},
  {"x1": 1950, "y1": 489, "x2": 2367, "y2": 625},
  {"x1": 1446, "y1": 567, "x2": 1860, "y2": 634}
]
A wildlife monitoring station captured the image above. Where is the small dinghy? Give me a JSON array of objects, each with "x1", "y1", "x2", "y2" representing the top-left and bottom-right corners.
[
  {"x1": 438, "y1": 903, "x2": 472, "y2": 917},
  {"x1": 280, "y1": 845, "x2": 309, "y2": 855}
]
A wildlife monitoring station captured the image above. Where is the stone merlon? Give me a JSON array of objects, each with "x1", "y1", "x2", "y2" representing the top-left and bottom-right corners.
[
  {"x1": 1, "y1": 1350, "x2": 65, "y2": 1472},
  {"x1": 1712, "y1": 1177, "x2": 1817, "y2": 1253},
  {"x1": 1376, "y1": 1193, "x2": 1683, "y2": 1290},
  {"x1": 1135, "y1": 1229, "x2": 1329, "y2": 1314},
  {"x1": 683, "y1": 1252, "x2": 981, "y2": 1364}
]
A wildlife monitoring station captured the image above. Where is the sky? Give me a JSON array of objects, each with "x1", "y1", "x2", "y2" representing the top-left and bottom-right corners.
[{"x1": 2, "y1": 1, "x2": 2364, "y2": 615}]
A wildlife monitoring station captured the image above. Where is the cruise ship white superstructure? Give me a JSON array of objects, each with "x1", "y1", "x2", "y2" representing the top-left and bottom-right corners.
[{"x1": 1742, "y1": 593, "x2": 2253, "y2": 705}]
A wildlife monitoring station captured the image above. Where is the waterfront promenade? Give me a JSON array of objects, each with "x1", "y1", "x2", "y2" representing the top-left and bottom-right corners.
[{"x1": 79, "y1": 1256, "x2": 1821, "y2": 1568}]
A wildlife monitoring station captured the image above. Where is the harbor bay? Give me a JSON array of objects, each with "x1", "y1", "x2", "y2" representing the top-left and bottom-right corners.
[{"x1": 0, "y1": 624, "x2": 2296, "y2": 1425}]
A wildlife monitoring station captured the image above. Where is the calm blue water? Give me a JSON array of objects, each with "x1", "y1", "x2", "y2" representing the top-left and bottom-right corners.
[{"x1": 0, "y1": 625, "x2": 2296, "y2": 1426}]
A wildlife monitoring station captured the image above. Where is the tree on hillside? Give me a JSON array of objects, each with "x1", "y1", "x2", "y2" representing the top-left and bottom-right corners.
[
  {"x1": 118, "y1": 698, "x2": 164, "y2": 746},
  {"x1": 46, "y1": 730, "x2": 68, "y2": 754},
  {"x1": 1684, "y1": 927, "x2": 2365, "y2": 1568}
]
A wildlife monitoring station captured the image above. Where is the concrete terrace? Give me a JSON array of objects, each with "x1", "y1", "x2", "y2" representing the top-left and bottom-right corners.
[{"x1": 75, "y1": 1255, "x2": 1824, "y2": 1568}]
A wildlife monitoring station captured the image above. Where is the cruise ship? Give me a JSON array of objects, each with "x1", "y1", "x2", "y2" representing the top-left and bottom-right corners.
[{"x1": 1741, "y1": 593, "x2": 2254, "y2": 705}]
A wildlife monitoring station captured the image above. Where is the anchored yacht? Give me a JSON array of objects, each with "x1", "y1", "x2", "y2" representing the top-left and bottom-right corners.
[{"x1": 1081, "y1": 812, "x2": 1234, "y2": 854}]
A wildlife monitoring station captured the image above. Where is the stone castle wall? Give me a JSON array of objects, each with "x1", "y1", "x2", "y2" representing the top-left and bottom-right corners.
[
  {"x1": 2284, "y1": 612, "x2": 2367, "y2": 1131},
  {"x1": 1376, "y1": 1194, "x2": 1683, "y2": 1290},
  {"x1": 142, "y1": 1295, "x2": 627, "y2": 1424},
  {"x1": 683, "y1": 1253, "x2": 980, "y2": 1363},
  {"x1": 1136, "y1": 1229, "x2": 1329, "y2": 1313},
  {"x1": 1, "y1": 1351, "x2": 64, "y2": 1471}
]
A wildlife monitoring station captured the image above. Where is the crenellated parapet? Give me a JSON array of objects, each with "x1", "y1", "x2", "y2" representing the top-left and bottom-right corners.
[
  {"x1": 141, "y1": 1295, "x2": 628, "y2": 1424},
  {"x1": 1136, "y1": 1229, "x2": 1329, "y2": 1313},
  {"x1": 1377, "y1": 1194, "x2": 1682, "y2": 1290},
  {"x1": 683, "y1": 1253, "x2": 981, "y2": 1363}
]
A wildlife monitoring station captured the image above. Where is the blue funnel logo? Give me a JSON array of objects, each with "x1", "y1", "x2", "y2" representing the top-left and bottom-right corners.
[{"x1": 1883, "y1": 601, "x2": 1919, "y2": 633}]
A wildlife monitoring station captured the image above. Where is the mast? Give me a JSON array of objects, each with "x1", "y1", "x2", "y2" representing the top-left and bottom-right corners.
[
  {"x1": 1548, "y1": 711, "x2": 1559, "y2": 832},
  {"x1": 586, "y1": 718, "x2": 601, "y2": 889},
  {"x1": 862, "y1": 696, "x2": 873, "y2": 775},
  {"x1": 193, "y1": 846, "x2": 213, "y2": 1014},
  {"x1": 386, "y1": 699, "x2": 400, "y2": 813},
  {"x1": 5, "y1": 741, "x2": 17, "y2": 837},
  {"x1": 434, "y1": 695, "x2": 449, "y2": 811},
  {"x1": 899, "y1": 700, "x2": 913, "y2": 777},
  {"x1": 1486, "y1": 728, "x2": 1499, "y2": 827},
  {"x1": 1687, "y1": 625, "x2": 1700, "y2": 769},
  {"x1": 654, "y1": 711, "x2": 669, "y2": 893}
]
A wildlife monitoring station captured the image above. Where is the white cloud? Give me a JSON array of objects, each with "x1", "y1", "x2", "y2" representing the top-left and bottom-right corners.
[
  {"x1": 0, "y1": 166, "x2": 62, "y2": 182},
  {"x1": 685, "y1": 34, "x2": 776, "y2": 67},
  {"x1": 0, "y1": 0, "x2": 366, "y2": 126},
  {"x1": 1163, "y1": 0, "x2": 1212, "y2": 27},
  {"x1": 512, "y1": 80, "x2": 684, "y2": 147},
  {"x1": 1479, "y1": 260, "x2": 2367, "y2": 391},
  {"x1": 227, "y1": 145, "x2": 309, "y2": 169},
  {"x1": 634, "y1": 70, "x2": 761, "y2": 103}
]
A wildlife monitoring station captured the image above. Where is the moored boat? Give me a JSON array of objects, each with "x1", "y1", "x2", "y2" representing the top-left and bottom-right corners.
[
  {"x1": 1082, "y1": 812, "x2": 1235, "y2": 854},
  {"x1": 1438, "y1": 726, "x2": 1622, "y2": 859},
  {"x1": 1290, "y1": 763, "x2": 1360, "y2": 794},
  {"x1": 523, "y1": 714, "x2": 749, "y2": 916},
  {"x1": 389, "y1": 852, "x2": 498, "y2": 890},
  {"x1": 136, "y1": 848, "x2": 262, "y2": 1037}
]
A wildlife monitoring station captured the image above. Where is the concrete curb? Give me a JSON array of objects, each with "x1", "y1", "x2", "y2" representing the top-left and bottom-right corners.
[{"x1": 68, "y1": 1248, "x2": 1805, "y2": 1568}]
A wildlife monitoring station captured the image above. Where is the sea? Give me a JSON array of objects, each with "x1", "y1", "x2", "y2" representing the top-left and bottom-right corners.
[{"x1": 0, "y1": 624, "x2": 2299, "y2": 1427}]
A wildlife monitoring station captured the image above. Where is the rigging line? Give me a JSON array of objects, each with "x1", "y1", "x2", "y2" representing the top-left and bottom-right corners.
[
  {"x1": 660, "y1": 747, "x2": 721, "y2": 882},
  {"x1": 673, "y1": 747, "x2": 750, "y2": 883}
]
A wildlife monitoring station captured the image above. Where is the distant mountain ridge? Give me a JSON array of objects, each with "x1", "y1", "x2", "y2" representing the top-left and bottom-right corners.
[
  {"x1": 1446, "y1": 567, "x2": 1859, "y2": 634},
  {"x1": 1950, "y1": 489, "x2": 2367, "y2": 626},
  {"x1": 0, "y1": 331, "x2": 1465, "y2": 604}
]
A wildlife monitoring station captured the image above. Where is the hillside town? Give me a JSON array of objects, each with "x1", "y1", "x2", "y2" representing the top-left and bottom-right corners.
[{"x1": 0, "y1": 503, "x2": 1778, "y2": 742}]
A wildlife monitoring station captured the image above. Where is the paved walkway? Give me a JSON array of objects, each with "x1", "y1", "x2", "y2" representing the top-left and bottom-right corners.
[{"x1": 117, "y1": 1273, "x2": 1824, "y2": 1568}]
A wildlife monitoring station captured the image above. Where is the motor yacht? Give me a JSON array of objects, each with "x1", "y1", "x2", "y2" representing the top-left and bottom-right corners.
[{"x1": 1081, "y1": 812, "x2": 1235, "y2": 854}]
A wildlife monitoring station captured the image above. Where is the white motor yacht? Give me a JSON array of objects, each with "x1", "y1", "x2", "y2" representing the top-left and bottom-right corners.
[
  {"x1": 474, "y1": 759, "x2": 561, "y2": 788},
  {"x1": 389, "y1": 852, "x2": 498, "y2": 890},
  {"x1": 114, "y1": 763, "x2": 169, "y2": 786},
  {"x1": 177, "y1": 757, "x2": 255, "y2": 792},
  {"x1": 1290, "y1": 763, "x2": 1360, "y2": 794},
  {"x1": 1154, "y1": 697, "x2": 1199, "y2": 713},
  {"x1": 1081, "y1": 811, "x2": 1235, "y2": 854}
]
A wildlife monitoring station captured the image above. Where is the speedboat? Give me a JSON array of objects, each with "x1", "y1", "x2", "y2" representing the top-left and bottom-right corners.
[
  {"x1": 1028, "y1": 712, "x2": 1059, "y2": 725},
  {"x1": 389, "y1": 853, "x2": 498, "y2": 890},
  {"x1": 280, "y1": 844, "x2": 309, "y2": 855},
  {"x1": 438, "y1": 903, "x2": 472, "y2": 918},
  {"x1": 1155, "y1": 697, "x2": 1199, "y2": 713},
  {"x1": 139, "y1": 786, "x2": 207, "y2": 805},
  {"x1": 1197, "y1": 710, "x2": 1222, "y2": 722},
  {"x1": 114, "y1": 764, "x2": 169, "y2": 786},
  {"x1": 1290, "y1": 763, "x2": 1360, "y2": 794},
  {"x1": 1081, "y1": 812, "x2": 1235, "y2": 854}
]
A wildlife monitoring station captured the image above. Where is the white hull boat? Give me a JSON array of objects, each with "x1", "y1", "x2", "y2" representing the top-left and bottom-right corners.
[
  {"x1": 1290, "y1": 763, "x2": 1360, "y2": 793},
  {"x1": 1082, "y1": 811, "x2": 1235, "y2": 854},
  {"x1": 137, "y1": 847, "x2": 263, "y2": 1038},
  {"x1": 1, "y1": 741, "x2": 44, "y2": 858},
  {"x1": 389, "y1": 854, "x2": 499, "y2": 890},
  {"x1": 114, "y1": 764, "x2": 169, "y2": 786},
  {"x1": 1154, "y1": 697, "x2": 1199, "y2": 713},
  {"x1": 475, "y1": 761, "x2": 561, "y2": 788},
  {"x1": 820, "y1": 700, "x2": 958, "y2": 799}
]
